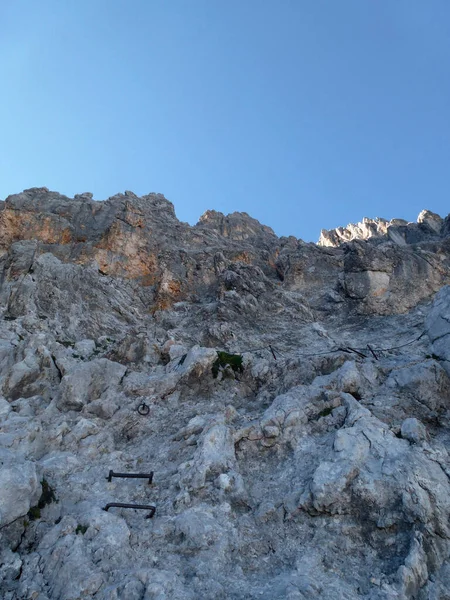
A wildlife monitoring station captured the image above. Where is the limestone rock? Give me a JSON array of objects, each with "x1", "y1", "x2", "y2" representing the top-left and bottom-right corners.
[
  {"x1": 401, "y1": 417, "x2": 427, "y2": 443},
  {"x1": 56, "y1": 358, "x2": 127, "y2": 411},
  {"x1": 0, "y1": 459, "x2": 41, "y2": 526},
  {"x1": 426, "y1": 285, "x2": 450, "y2": 374},
  {"x1": 319, "y1": 210, "x2": 443, "y2": 247},
  {"x1": 1, "y1": 188, "x2": 450, "y2": 599},
  {"x1": 319, "y1": 216, "x2": 390, "y2": 246},
  {"x1": 417, "y1": 209, "x2": 443, "y2": 234},
  {"x1": 74, "y1": 339, "x2": 96, "y2": 359},
  {"x1": 344, "y1": 270, "x2": 390, "y2": 299}
]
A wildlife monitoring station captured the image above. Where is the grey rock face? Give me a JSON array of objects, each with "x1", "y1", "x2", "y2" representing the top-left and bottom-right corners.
[
  {"x1": 1, "y1": 189, "x2": 450, "y2": 599},
  {"x1": 319, "y1": 216, "x2": 391, "y2": 246},
  {"x1": 401, "y1": 417, "x2": 427, "y2": 443},
  {"x1": 426, "y1": 285, "x2": 450, "y2": 375},
  {"x1": 0, "y1": 459, "x2": 41, "y2": 527},
  {"x1": 417, "y1": 209, "x2": 443, "y2": 234},
  {"x1": 319, "y1": 210, "x2": 444, "y2": 247},
  {"x1": 56, "y1": 358, "x2": 127, "y2": 412}
]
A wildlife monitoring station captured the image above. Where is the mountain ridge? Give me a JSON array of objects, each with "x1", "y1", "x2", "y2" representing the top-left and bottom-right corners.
[{"x1": 0, "y1": 188, "x2": 450, "y2": 599}]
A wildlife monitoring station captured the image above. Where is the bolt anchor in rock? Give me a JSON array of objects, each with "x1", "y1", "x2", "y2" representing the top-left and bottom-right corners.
[{"x1": 137, "y1": 402, "x2": 150, "y2": 415}]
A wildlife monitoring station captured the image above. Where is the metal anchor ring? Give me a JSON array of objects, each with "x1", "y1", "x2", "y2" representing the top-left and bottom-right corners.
[{"x1": 137, "y1": 402, "x2": 150, "y2": 416}]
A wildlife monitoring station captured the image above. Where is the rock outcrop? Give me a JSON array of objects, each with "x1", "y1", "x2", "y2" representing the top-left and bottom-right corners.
[
  {"x1": 0, "y1": 188, "x2": 449, "y2": 599},
  {"x1": 318, "y1": 210, "x2": 444, "y2": 247}
]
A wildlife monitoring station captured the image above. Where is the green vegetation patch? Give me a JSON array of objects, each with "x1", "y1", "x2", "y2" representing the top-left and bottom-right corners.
[
  {"x1": 76, "y1": 524, "x2": 88, "y2": 535},
  {"x1": 28, "y1": 506, "x2": 41, "y2": 521},
  {"x1": 212, "y1": 351, "x2": 244, "y2": 379},
  {"x1": 318, "y1": 406, "x2": 333, "y2": 418}
]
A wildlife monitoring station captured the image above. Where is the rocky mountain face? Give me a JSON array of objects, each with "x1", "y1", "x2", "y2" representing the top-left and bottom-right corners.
[
  {"x1": 0, "y1": 188, "x2": 450, "y2": 599},
  {"x1": 318, "y1": 210, "x2": 446, "y2": 248}
]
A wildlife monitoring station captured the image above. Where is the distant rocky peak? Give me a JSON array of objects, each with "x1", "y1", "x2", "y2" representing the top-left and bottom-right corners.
[
  {"x1": 197, "y1": 209, "x2": 276, "y2": 241},
  {"x1": 318, "y1": 209, "x2": 444, "y2": 247},
  {"x1": 318, "y1": 217, "x2": 390, "y2": 247},
  {"x1": 417, "y1": 209, "x2": 443, "y2": 233},
  {"x1": 105, "y1": 191, "x2": 176, "y2": 213}
]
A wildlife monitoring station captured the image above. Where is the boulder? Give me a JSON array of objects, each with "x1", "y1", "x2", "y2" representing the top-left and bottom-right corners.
[
  {"x1": 56, "y1": 359, "x2": 126, "y2": 411},
  {"x1": 0, "y1": 459, "x2": 41, "y2": 526}
]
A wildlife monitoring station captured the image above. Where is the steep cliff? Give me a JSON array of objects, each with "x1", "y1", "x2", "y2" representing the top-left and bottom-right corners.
[{"x1": 0, "y1": 189, "x2": 449, "y2": 599}]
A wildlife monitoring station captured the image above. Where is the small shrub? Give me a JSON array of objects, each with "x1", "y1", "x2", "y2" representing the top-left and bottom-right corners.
[
  {"x1": 28, "y1": 506, "x2": 41, "y2": 521},
  {"x1": 76, "y1": 524, "x2": 88, "y2": 535},
  {"x1": 318, "y1": 407, "x2": 333, "y2": 418},
  {"x1": 212, "y1": 351, "x2": 244, "y2": 378}
]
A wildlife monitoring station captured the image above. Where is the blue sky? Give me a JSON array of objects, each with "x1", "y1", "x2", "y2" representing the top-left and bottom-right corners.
[{"x1": 1, "y1": 1, "x2": 449, "y2": 241}]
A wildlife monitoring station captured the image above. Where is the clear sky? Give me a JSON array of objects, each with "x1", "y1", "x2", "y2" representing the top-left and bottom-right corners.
[{"x1": 1, "y1": 1, "x2": 449, "y2": 241}]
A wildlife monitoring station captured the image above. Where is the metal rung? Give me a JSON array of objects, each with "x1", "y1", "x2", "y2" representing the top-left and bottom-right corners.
[
  {"x1": 103, "y1": 502, "x2": 156, "y2": 519},
  {"x1": 107, "y1": 470, "x2": 153, "y2": 484}
]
